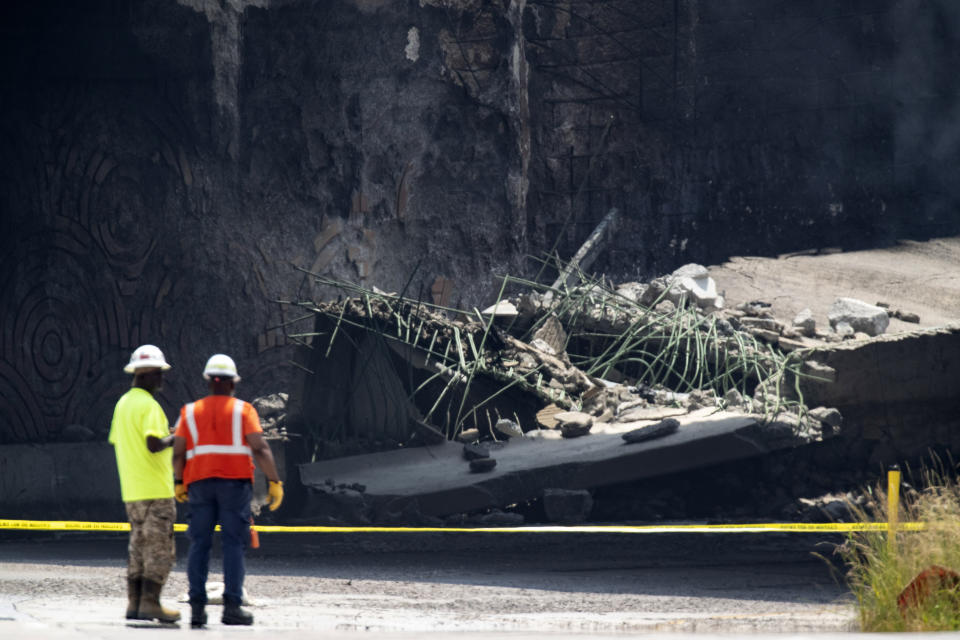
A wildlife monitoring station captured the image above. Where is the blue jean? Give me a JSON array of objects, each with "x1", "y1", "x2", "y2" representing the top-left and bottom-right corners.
[{"x1": 186, "y1": 478, "x2": 252, "y2": 607}]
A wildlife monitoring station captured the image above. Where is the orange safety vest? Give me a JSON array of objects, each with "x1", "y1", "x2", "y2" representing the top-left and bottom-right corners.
[{"x1": 174, "y1": 395, "x2": 262, "y2": 487}]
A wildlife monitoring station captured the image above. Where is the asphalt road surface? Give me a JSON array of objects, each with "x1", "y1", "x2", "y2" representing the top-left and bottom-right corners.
[
  {"x1": 708, "y1": 235, "x2": 960, "y2": 332},
  {"x1": 0, "y1": 529, "x2": 858, "y2": 638}
]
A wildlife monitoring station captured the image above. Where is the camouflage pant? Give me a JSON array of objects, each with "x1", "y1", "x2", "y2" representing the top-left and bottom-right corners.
[{"x1": 125, "y1": 498, "x2": 176, "y2": 584}]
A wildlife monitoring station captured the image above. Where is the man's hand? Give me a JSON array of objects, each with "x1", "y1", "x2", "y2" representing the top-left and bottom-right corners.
[
  {"x1": 174, "y1": 481, "x2": 188, "y2": 503},
  {"x1": 267, "y1": 480, "x2": 284, "y2": 511},
  {"x1": 146, "y1": 434, "x2": 174, "y2": 453}
]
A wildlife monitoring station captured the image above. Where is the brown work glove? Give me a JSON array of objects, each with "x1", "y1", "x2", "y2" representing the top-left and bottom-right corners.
[
  {"x1": 174, "y1": 481, "x2": 188, "y2": 503},
  {"x1": 267, "y1": 480, "x2": 284, "y2": 511}
]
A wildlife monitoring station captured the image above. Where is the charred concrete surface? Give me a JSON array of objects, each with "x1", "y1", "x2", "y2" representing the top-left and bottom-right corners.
[
  {"x1": 298, "y1": 410, "x2": 812, "y2": 523},
  {"x1": 3, "y1": 1, "x2": 960, "y2": 446}
]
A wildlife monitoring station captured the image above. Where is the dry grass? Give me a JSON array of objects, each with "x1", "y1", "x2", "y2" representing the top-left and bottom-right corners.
[{"x1": 839, "y1": 468, "x2": 960, "y2": 631}]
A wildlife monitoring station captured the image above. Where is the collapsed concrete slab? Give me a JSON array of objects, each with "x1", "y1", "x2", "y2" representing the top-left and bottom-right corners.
[{"x1": 298, "y1": 408, "x2": 822, "y2": 523}]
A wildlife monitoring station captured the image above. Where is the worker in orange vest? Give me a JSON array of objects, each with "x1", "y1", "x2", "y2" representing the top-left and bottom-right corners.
[{"x1": 172, "y1": 354, "x2": 283, "y2": 628}]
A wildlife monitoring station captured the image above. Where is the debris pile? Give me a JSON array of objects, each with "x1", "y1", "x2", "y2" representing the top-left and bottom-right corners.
[
  {"x1": 285, "y1": 261, "x2": 834, "y2": 452},
  {"x1": 273, "y1": 253, "x2": 888, "y2": 524},
  {"x1": 252, "y1": 392, "x2": 290, "y2": 438}
]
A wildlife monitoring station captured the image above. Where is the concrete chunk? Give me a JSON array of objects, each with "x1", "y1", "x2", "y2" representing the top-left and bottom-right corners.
[
  {"x1": 494, "y1": 419, "x2": 523, "y2": 439},
  {"x1": 828, "y1": 297, "x2": 889, "y2": 336},
  {"x1": 793, "y1": 308, "x2": 816, "y2": 337},
  {"x1": 554, "y1": 411, "x2": 593, "y2": 429},
  {"x1": 462, "y1": 442, "x2": 490, "y2": 460},
  {"x1": 808, "y1": 406, "x2": 842, "y2": 428},
  {"x1": 532, "y1": 315, "x2": 568, "y2": 356},
  {"x1": 622, "y1": 418, "x2": 680, "y2": 443},
  {"x1": 481, "y1": 300, "x2": 519, "y2": 317},
  {"x1": 469, "y1": 458, "x2": 497, "y2": 473},
  {"x1": 667, "y1": 264, "x2": 723, "y2": 310}
]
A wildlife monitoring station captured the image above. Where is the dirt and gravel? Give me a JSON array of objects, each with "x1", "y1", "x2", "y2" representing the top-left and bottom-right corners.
[{"x1": 0, "y1": 531, "x2": 855, "y2": 637}]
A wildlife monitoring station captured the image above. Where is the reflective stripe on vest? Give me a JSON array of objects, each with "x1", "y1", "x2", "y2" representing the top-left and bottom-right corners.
[{"x1": 184, "y1": 399, "x2": 252, "y2": 460}]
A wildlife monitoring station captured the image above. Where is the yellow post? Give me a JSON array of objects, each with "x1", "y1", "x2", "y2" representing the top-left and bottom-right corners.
[{"x1": 887, "y1": 464, "x2": 901, "y2": 555}]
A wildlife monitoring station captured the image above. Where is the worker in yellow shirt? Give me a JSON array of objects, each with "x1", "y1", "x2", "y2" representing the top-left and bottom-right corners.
[{"x1": 108, "y1": 345, "x2": 180, "y2": 624}]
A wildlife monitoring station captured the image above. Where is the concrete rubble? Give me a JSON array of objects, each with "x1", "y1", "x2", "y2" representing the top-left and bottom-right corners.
[
  {"x1": 288, "y1": 260, "x2": 885, "y2": 526},
  {"x1": 828, "y1": 297, "x2": 890, "y2": 337},
  {"x1": 252, "y1": 392, "x2": 291, "y2": 437}
]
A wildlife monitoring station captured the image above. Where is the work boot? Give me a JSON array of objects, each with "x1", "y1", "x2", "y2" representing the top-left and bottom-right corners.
[
  {"x1": 126, "y1": 577, "x2": 145, "y2": 620},
  {"x1": 221, "y1": 603, "x2": 254, "y2": 625},
  {"x1": 138, "y1": 579, "x2": 181, "y2": 623},
  {"x1": 190, "y1": 602, "x2": 207, "y2": 628}
]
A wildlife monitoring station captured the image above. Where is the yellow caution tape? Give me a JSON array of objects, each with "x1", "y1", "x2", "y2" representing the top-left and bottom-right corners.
[{"x1": 0, "y1": 518, "x2": 925, "y2": 534}]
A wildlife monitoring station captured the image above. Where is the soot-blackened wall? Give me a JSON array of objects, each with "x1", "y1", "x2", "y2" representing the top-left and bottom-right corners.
[
  {"x1": 1, "y1": 0, "x2": 958, "y2": 444},
  {"x1": 524, "y1": 0, "x2": 960, "y2": 275}
]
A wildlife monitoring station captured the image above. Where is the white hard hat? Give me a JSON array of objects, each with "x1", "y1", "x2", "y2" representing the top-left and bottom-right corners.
[
  {"x1": 203, "y1": 353, "x2": 241, "y2": 382},
  {"x1": 124, "y1": 344, "x2": 171, "y2": 374}
]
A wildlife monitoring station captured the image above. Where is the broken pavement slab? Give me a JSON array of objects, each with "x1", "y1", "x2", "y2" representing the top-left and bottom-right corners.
[
  {"x1": 298, "y1": 409, "x2": 820, "y2": 522},
  {"x1": 797, "y1": 323, "x2": 960, "y2": 461}
]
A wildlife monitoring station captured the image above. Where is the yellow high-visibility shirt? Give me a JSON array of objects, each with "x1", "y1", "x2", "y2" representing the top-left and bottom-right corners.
[{"x1": 108, "y1": 388, "x2": 174, "y2": 502}]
